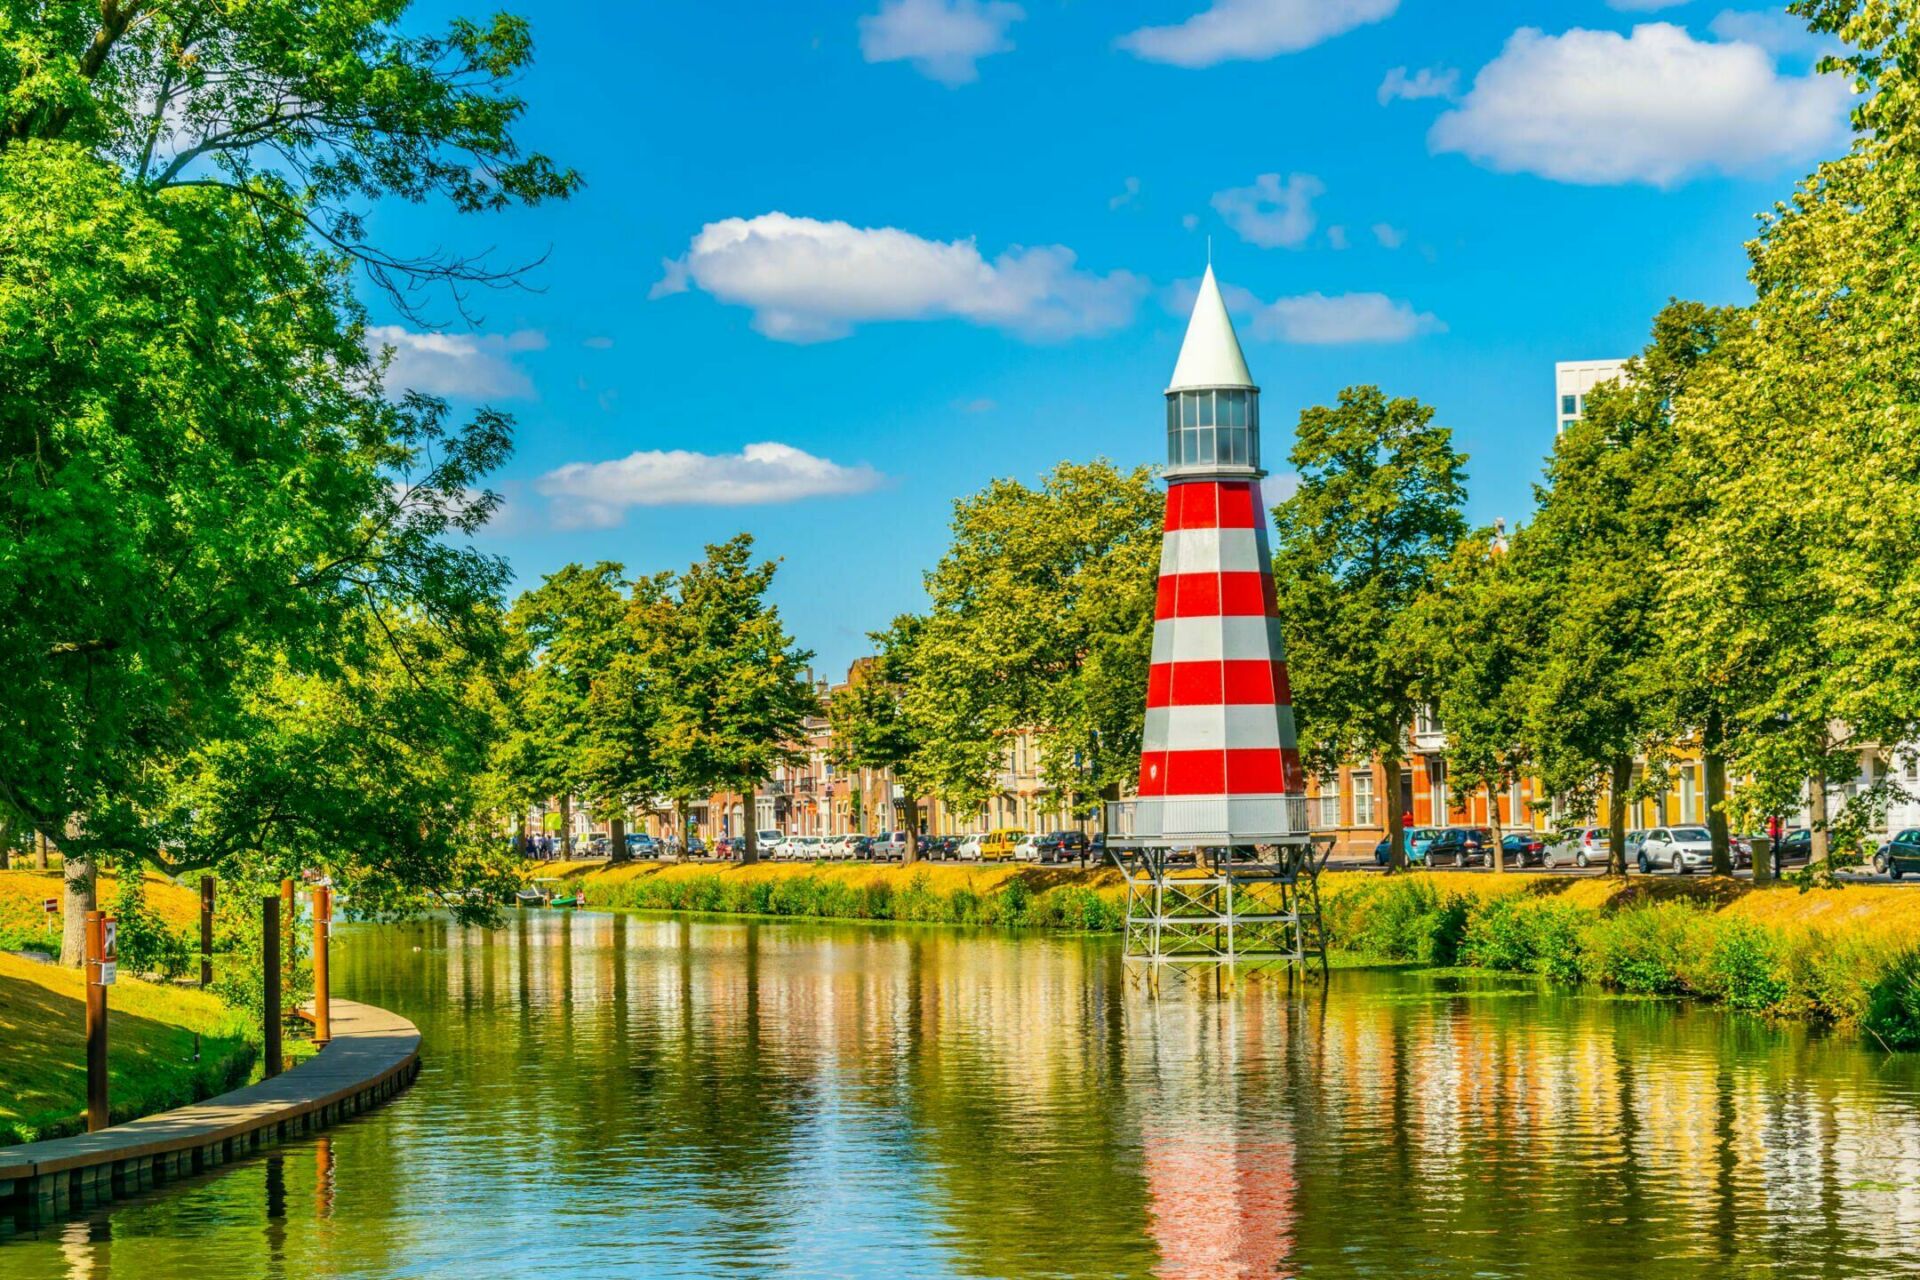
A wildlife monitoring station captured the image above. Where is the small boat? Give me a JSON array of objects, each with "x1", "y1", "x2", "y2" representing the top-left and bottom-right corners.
[
  {"x1": 548, "y1": 893, "x2": 582, "y2": 908},
  {"x1": 515, "y1": 888, "x2": 546, "y2": 906}
]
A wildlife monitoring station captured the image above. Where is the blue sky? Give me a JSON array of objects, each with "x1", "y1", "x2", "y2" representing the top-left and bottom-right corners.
[{"x1": 368, "y1": 0, "x2": 1848, "y2": 676}]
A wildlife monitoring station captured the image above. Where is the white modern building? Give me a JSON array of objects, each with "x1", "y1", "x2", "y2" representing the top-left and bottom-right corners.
[{"x1": 1555, "y1": 358, "x2": 1627, "y2": 434}]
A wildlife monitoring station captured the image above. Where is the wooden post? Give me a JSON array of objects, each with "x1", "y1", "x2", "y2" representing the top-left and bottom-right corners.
[
  {"x1": 85, "y1": 910, "x2": 109, "y2": 1131},
  {"x1": 263, "y1": 894, "x2": 282, "y2": 1078},
  {"x1": 200, "y1": 876, "x2": 216, "y2": 988},
  {"x1": 312, "y1": 885, "x2": 332, "y2": 1048},
  {"x1": 280, "y1": 877, "x2": 296, "y2": 998}
]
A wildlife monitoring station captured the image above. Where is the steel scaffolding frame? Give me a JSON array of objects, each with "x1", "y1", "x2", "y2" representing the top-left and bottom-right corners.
[{"x1": 1112, "y1": 839, "x2": 1332, "y2": 980}]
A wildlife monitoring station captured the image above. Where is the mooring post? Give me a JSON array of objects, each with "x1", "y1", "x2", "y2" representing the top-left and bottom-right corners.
[
  {"x1": 263, "y1": 893, "x2": 282, "y2": 1078},
  {"x1": 200, "y1": 875, "x2": 216, "y2": 988},
  {"x1": 312, "y1": 884, "x2": 332, "y2": 1048},
  {"x1": 85, "y1": 909, "x2": 109, "y2": 1131}
]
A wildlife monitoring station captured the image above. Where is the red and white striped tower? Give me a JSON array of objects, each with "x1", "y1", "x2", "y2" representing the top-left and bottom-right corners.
[{"x1": 1134, "y1": 267, "x2": 1307, "y2": 846}]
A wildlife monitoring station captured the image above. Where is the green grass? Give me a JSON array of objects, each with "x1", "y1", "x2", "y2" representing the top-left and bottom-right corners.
[{"x1": 0, "y1": 952, "x2": 259, "y2": 1146}]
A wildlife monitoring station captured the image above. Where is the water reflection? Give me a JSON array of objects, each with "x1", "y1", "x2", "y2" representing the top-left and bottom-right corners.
[{"x1": 6, "y1": 913, "x2": 1920, "y2": 1279}]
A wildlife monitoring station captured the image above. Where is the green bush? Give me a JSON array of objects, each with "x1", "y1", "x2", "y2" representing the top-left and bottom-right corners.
[
  {"x1": 1461, "y1": 897, "x2": 1533, "y2": 972},
  {"x1": 1865, "y1": 947, "x2": 1920, "y2": 1050},
  {"x1": 112, "y1": 873, "x2": 193, "y2": 980},
  {"x1": 1585, "y1": 902, "x2": 1698, "y2": 995},
  {"x1": 1333, "y1": 877, "x2": 1468, "y2": 964},
  {"x1": 1702, "y1": 917, "x2": 1789, "y2": 1013}
]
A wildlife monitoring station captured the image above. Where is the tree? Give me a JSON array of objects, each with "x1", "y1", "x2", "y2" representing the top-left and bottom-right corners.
[
  {"x1": 1662, "y1": 2, "x2": 1920, "y2": 880},
  {"x1": 1406, "y1": 528, "x2": 1542, "y2": 871},
  {"x1": 654, "y1": 536, "x2": 819, "y2": 866},
  {"x1": 829, "y1": 618, "x2": 936, "y2": 862},
  {"x1": 502, "y1": 565, "x2": 630, "y2": 859},
  {"x1": 1516, "y1": 302, "x2": 1737, "y2": 876},
  {"x1": 0, "y1": 1, "x2": 578, "y2": 317},
  {"x1": 1273, "y1": 387, "x2": 1468, "y2": 871},
  {"x1": 911, "y1": 460, "x2": 1163, "y2": 830},
  {"x1": 158, "y1": 604, "x2": 521, "y2": 922}
]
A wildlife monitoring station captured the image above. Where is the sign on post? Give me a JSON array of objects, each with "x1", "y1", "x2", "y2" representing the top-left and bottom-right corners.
[{"x1": 96, "y1": 917, "x2": 118, "y2": 986}]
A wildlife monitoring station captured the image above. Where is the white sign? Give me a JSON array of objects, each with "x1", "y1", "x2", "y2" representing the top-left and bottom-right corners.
[{"x1": 97, "y1": 960, "x2": 116, "y2": 987}]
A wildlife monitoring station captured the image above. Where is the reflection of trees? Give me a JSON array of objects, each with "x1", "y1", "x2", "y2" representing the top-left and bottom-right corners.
[{"x1": 895, "y1": 931, "x2": 1159, "y2": 1279}]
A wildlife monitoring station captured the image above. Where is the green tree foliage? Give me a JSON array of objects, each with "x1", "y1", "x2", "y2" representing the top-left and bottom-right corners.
[
  {"x1": 1273, "y1": 386, "x2": 1467, "y2": 870},
  {"x1": 1662, "y1": 1, "x2": 1920, "y2": 875},
  {"x1": 654, "y1": 536, "x2": 819, "y2": 865},
  {"x1": 911, "y1": 460, "x2": 1163, "y2": 823},
  {"x1": 0, "y1": 0, "x2": 579, "y2": 315},
  {"x1": 829, "y1": 617, "x2": 937, "y2": 861},
  {"x1": 502, "y1": 565, "x2": 632, "y2": 858},
  {"x1": 1517, "y1": 301, "x2": 1739, "y2": 875},
  {"x1": 1405, "y1": 527, "x2": 1542, "y2": 867}
]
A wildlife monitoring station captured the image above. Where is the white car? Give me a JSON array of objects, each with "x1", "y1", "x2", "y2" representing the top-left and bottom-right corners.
[
  {"x1": 956, "y1": 833, "x2": 985, "y2": 860},
  {"x1": 1639, "y1": 826, "x2": 1716, "y2": 874},
  {"x1": 1543, "y1": 826, "x2": 1606, "y2": 868},
  {"x1": 1014, "y1": 834, "x2": 1048, "y2": 862}
]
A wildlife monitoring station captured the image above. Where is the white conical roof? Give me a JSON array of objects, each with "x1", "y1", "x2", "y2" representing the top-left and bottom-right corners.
[{"x1": 1168, "y1": 266, "x2": 1254, "y2": 391}]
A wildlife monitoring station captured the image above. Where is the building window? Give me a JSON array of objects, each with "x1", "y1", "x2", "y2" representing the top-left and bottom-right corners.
[
  {"x1": 1316, "y1": 779, "x2": 1341, "y2": 829},
  {"x1": 1561, "y1": 394, "x2": 1578, "y2": 416},
  {"x1": 1352, "y1": 771, "x2": 1375, "y2": 827}
]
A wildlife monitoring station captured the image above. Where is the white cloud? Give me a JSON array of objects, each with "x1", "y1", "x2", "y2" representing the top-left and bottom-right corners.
[
  {"x1": 1250, "y1": 292, "x2": 1444, "y2": 344},
  {"x1": 1378, "y1": 65, "x2": 1458, "y2": 104},
  {"x1": 365, "y1": 325, "x2": 546, "y2": 400},
  {"x1": 1429, "y1": 24, "x2": 1849, "y2": 187},
  {"x1": 1165, "y1": 279, "x2": 1442, "y2": 344},
  {"x1": 1109, "y1": 176, "x2": 1142, "y2": 210},
  {"x1": 859, "y1": 0, "x2": 1023, "y2": 86},
  {"x1": 1608, "y1": 0, "x2": 1690, "y2": 9},
  {"x1": 1119, "y1": 0, "x2": 1398, "y2": 67},
  {"x1": 653, "y1": 212, "x2": 1146, "y2": 343},
  {"x1": 583, "y1": 336, "x2": 615, "y2": 350},
  {"x1": 954, "y1": 396, "x2": 998, "y2": 413},
  {"x1": 537, "y1": 443, "x2": 886, "y2": 527},
  {"x1": 1181, "y1": 212, "x2": 1201, "y2": 231},
  {"x1": 1708, "y1": 9, "x2": 1839, "y2": 59},
  {"x1": 1327, "y1": 225, "x2": 1350, "y2": 250},
  {"x1": 1210, "y1": 172, "x2": 1323, "y2": 249},
  {"x1": 1372, "y1": 222, "x2": 1407, "y2": 248}
]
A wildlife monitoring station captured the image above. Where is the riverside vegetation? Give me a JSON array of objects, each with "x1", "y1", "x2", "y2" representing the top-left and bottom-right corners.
[{"x1": 547, "y1": 861, "x2": 1920, "y2": 1049}]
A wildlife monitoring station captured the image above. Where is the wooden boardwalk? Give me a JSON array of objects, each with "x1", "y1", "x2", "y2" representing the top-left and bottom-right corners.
[{"x1": 0, "y1": 998, "x2": 420, "y2": 1226}]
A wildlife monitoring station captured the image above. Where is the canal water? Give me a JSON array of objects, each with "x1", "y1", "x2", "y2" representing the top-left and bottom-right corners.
[{"x1": 8, "y1": 911, "x2": 1920, "y2": 1278}]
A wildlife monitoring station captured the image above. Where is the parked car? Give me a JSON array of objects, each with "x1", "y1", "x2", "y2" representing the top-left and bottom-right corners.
[
  {"x1": 956, "y1": 833, "x2": 985, "y2": 860},
  {"x1": 922, "y1": 835, "x2": 958, "y2": 859},
  {"x1": 683, "y1": 834, "x2": 706, "y2": 857},
  {"x1": 1500, "y1": 832, "x2": 1547, "y2": 866},
  {"x1": 980, "y1": 828, "x2": 1028, "y2": 861},
  {"x1": 1625, "y1": 830, "x2": 1648, "y2": 864},
  {"x1": 1373, "y1": 827, "x2": 1442, "y2": 865},
  {"x1": 714, "y1": 836, "x2": 740, "y2": 859},
  {"x1": 1773, "y1": 827, "x2": 1814, "y2": 868},
  {"x1": 625, "y1": 832, "x2": 658, "y2": 859},
  {"x1": 581, "y1": 832, "x2": 610, "y2": 857},
  {"x1": 872, "y1": 831, "x2": 909, "y2": 860},
  {"x1": 1048, "y1": 830, "x2": 1091, "y2": 862},
  {"x1": 1543, "y1": 827, "x2": 1605, "y2": 869},
  {"x1": 1639, "y1": 826, "x2": 1716, "y2": 874},
  {"x1": 1877, "y1": 829, "x2": 1920, "y2": 879},
  {"x1": 1423, "y1": 827, "x2": 1491, "y2": 867}
]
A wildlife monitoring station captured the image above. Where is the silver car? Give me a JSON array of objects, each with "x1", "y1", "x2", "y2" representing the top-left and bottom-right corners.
[{"x1": 1639, "y1": 826, "x2": 1715, "y2": 874}]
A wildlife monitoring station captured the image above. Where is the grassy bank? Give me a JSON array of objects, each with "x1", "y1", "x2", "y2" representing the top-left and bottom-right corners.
[
  {"x1": 545, "y1": 859, "x2": 1920, "y2": 1046},
  {"x1": 0, "y1": 951, "x2": 257, "y2": 1146},
  {"x1": 0, "y1": 867, "x2": 201, "y2": 953}
]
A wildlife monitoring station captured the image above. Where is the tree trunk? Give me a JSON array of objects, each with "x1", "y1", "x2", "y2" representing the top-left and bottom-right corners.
[
  {"x1": 741, "y1": 782, "x2": 760, "y2": 865},
  {"x1": 512, "y1": 815, "x2": 527, "y2": 859},
  {"x1": 1808, "y1": 767, "x2": 1829, "y2": 873},
  {"x1": 559, "y1": 794, "x2": 573, "y2": 859},
  {"x1": 903, "y1": 795, "x2": 921, "y2": 865},
  {"x1": 609, "y1": 813, "x2": 628, "y2": 863},
  {"x1": 34, "y1": 829, "x2": 49, "y2": 869},
  {"x1": 1487, "y1": 781, "x2": 1505, "y2": 873},
  {"x1": 1608, "y1": 755, "x2": 1632, "y2": 876},
  {"x1": 1383, "y1": 755, "x2": 1408, "y2": 871},
  {"x1": 676, "y1": 798, "x2": 689, "y2": 860},
  {"x1": 59, "y1": 845, "x2": 95, "y2": 967},
  {"x1": 1705, "y1": 715, "x2": 1731, "y2": 876}
]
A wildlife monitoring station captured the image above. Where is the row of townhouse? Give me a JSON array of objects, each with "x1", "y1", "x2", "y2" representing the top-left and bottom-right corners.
[{"x1": 1305, "y1": 706, "x2": 1920, "y2": 856}]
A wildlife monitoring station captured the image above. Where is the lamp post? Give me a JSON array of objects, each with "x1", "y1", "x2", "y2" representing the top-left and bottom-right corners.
[
  {"x1": 262, "y1": 893, "x2": 282, "y2": 1078},
  {"x1": 312, "y1": 884, "x2": 332, "y2": 1048},
  {"x1": 85, "y1": 910, "x2": 116, "y2": 1131}
]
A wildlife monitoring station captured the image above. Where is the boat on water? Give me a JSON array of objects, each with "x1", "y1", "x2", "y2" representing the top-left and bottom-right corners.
[{"x1": 517, "y1": 879, "x2": 582, "y2": 908}]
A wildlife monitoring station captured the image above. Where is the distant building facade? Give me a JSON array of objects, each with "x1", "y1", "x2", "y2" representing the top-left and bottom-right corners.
[{"x1": 1555, "y1": 358, "x2": 1627, "y2": 434}]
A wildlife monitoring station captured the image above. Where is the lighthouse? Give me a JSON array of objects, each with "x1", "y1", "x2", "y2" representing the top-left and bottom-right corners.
[{"x1": 1132, "y1": 266, "x2": 1308, "y2": 847}]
